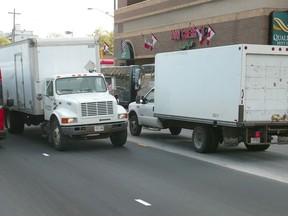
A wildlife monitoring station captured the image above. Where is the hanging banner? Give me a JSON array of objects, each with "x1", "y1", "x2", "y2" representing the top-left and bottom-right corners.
[
  {"x1": 270, "y1": 11, "x2": 288, "y2": 46},
  {"x1": 117, "y1": 45, "x2": 131, "y2": 60}
]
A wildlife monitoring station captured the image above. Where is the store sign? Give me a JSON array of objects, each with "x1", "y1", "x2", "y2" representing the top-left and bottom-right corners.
[
  {"x1": 171, "y1": 27, "x2": 198, "y2": 40},
  {"x1": 270, "y1": 11, "x2": 288, "y2": 46},
  {"x1": 179, "y1": 41, "x2": 195, "y2": 50}
]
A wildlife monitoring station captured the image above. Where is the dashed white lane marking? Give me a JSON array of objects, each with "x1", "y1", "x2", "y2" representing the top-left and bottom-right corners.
[
  {"x1": 135, "y1": 199, "x2": 152, "y2": 206},
  {"x1": 42, "y1": 153, "x2": 50, "y2": 157},
  {"x1": 138, "y1": 143, "x2": 148, "y2": 147}
]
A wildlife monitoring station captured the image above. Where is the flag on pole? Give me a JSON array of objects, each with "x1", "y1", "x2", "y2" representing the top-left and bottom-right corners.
[
  {"x1": 194, "y1": 26, "x2": 205, "y2": 45},
  {"x1": 206, "y1": 25, "x2": 216, "y2": 45},
  {"x1": 150, "y1": 33, "x2": 159, "y2": 50},
  {"x1": 142, "y1": 34, "x2": 151, "y2": 49},
  {"x1": 103, "y1": 42, "x2": 109, "y2": 54}
]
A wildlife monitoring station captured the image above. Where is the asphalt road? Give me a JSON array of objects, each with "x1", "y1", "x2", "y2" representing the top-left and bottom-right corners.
[{"x1": 0, "y1": 126, "x2": 288, "y2": 216}]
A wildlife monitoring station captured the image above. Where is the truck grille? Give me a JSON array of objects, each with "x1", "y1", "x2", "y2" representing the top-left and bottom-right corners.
[{"x1": 81, "y1": 101, "x2": 114, "y2": 117}]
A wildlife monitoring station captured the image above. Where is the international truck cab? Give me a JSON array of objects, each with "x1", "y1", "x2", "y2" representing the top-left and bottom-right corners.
[{"x1": 39, "y1": 73, "x2": 128, "y2": 150}]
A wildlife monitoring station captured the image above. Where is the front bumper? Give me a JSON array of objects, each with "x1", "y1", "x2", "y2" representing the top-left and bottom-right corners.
[{"x1": 61, "y1": 121, "x2": 128, "y2": 136}]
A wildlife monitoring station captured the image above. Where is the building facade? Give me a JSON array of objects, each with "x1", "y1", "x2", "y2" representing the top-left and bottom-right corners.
[{"x1": 114, "y1": 0, "x2": 288, "y2": 65}]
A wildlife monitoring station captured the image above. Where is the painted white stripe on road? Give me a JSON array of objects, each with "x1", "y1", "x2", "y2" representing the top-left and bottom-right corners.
[
  {"x1": 135, "y1": 199, "x2": 151, "y2": 206},
  {"x1": 42, "y1": 153, "x2": 50, "y2": 157}
]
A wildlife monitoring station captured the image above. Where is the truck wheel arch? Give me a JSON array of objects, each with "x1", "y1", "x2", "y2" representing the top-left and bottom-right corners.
[{"x1": 49, "y1": 116, "x2": 69, "y2": 151}]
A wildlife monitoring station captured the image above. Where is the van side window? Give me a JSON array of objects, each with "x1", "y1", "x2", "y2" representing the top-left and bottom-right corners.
[
  {"x1": 46, "y1": 81, "x2": 53, "y2": 96},
  {"x1": 145, "y1": 89, "x2": 154, "y2": 103}
]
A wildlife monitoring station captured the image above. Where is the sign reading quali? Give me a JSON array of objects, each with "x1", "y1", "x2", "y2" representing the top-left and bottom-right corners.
[{"x1": 270, "y1": 11, "x2": 288, "y2": 46}]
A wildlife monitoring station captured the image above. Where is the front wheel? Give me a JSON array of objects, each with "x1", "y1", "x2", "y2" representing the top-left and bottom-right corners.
[
  {"x1": 110, "y1": 129, "x2": 127, "y2": 147},
  {"x1": 50, "y1": 119, "x2": 69, "y2": 151},
  {"x1": 129, "y1": 115, "x2": 142, "y2": 136}
]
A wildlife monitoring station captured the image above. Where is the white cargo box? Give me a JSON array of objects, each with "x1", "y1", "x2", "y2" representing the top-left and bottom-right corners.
[
  {"x1": 154, "y1": 44, "x2": 288, "y2": 126},
  {"x1": 0, "y1": 37, "x2": 99, "y2": 115}
]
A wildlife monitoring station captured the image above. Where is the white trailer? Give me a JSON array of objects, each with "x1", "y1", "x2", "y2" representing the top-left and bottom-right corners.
[
  {"x1": 0, "y1": 37, "x2": 128, "y2": 150},
  {"x1": 128, "y1": 44, "x2": 288, "y2": 153}
]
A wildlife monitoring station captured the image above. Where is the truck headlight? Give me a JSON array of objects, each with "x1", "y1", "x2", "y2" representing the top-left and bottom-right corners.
[
  {"x1": 61, "y1": 118, "x2": 78, "y2": 124},
  {"x1": 118, "y1": 113, "x2": 128, "y2": 119}
]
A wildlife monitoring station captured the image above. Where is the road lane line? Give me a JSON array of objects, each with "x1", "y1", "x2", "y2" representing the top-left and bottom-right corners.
[
  {"x1": 135, "y1": 199, "x2": 152, "y2": 206},
  {"x1": 138, "y1": 143, "x2": 148, "y2": 147}
]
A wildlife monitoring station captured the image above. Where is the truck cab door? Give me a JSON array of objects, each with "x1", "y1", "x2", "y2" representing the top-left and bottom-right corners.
[
  {"x1": 43, "y1": 80, "x2": 55, "y2": 121},
  {"x1": 138, "y1": 89, "x2": 160, "y2": 128}
]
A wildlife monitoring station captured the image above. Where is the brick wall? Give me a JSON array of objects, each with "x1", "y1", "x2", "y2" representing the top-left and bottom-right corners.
[{"x1": 115, "y1": 16, "x2": 269, "y2": 65}]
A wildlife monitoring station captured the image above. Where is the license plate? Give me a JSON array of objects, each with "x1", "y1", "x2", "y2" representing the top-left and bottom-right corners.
[
  {"x1": 94, "y1": 125, "x2": 104, "y2": 132},
  {"x1": 250, "y1": 137, "x2": 260, "y2": 143}
]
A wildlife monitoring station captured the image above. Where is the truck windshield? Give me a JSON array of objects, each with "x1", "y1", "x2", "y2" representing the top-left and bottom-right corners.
[{"x1": 56, "y1": 76, "x2": 107, "y2": 95}]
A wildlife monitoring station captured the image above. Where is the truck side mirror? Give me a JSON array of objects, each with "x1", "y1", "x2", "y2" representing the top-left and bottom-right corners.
[
  {"x1": 141, "y1": 96, "x2": 147, "y2": 104},
  {"x1": 136, "y1": 95, "x2": 141, "y2": 104},
  {"x1": 7, "y1": 98, "x2": 14, "y2": 107}
]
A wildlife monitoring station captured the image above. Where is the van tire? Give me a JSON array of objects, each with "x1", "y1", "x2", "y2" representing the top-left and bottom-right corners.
[
  {"x1": 129, "y1": 115, "x2": 142, "y2": 136},
  {"x1": 169, "y1": 127, "x2": 182, "y2": 135}
]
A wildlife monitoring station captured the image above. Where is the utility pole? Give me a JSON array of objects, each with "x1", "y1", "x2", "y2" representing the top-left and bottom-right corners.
[{"x1": 8, "y1": 8, "x2": 21, "y2": 42}]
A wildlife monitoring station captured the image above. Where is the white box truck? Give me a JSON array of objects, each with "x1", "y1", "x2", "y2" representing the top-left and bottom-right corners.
[
  {"x1": 128, "y1": 44, "x2": 288, "y2": 153},
  {"x1": 0, "y1": 37, "x2": 128, "y2": 150}
]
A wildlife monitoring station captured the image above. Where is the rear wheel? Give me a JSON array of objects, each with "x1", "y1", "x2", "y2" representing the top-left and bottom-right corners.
[
  {"x1": 110, "y1": 129, "x2": 127, "y2": 147},
  {"x1": 129, "y1": 115, "x2": 142, "y2": 136},
  {"x1": 50, "y1": 119, "x2": 69, "y2": 151},
  {"x1": 192, "y1": 126, "x2": 211, "y2": 153},
  {"x1": 169, "y1": 127, "x2": 182, "y2": 135},
  {"x1": 5, "y1": 110, "x2": 24, "y2": 134},
  {"x1": 209, "y1": 128, "x2": 219, "y2": 152}
]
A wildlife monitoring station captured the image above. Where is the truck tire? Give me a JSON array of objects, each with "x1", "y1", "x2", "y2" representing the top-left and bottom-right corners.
[
  {"x1": 244, "y1": 144, "x2": 270, "y2": 151},
  {"x1": 110, "y1": 129, "x2": 127, "y2": 147},
  {"x1": 169, "y1": 127, "x2": 182, "y2": 135},
  {"x1": 50, "y1": 119, "x2": 68, "y2": 151},
  {"x1": 192, "y1": 126, "x2": 211, "y2": 153},
  {"x1": 129, "y1": 115, "x2": 142, "y2": 136},
  {"x1": 209, "y1": 128, "x2": 219, "y2": 152},
  {"x1": 6, "y1": 111, "x2": 24, "y2": 134},
  {"x1": 15, "y1": 112, "x2": 25, "y2": 134},
  {"x1": 6, "y1": 111, "x2": 16, "y2": 133}
]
